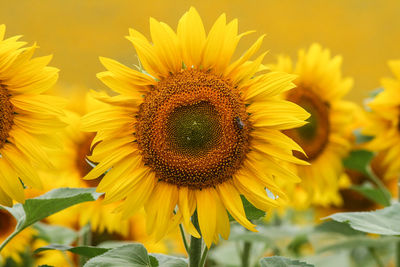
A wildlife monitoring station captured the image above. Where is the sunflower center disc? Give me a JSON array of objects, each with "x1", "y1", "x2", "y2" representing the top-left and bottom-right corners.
[
  {"x1": 284, "y1": 86, "x2": 330, "y2": 161},
  {"x1": 167, "y1": 102, "x2": 222, "y2": 156},
  {"x1": 0, "y1": 85, "x2": 14, "y2": 149},
  {"x1": 136, "y1": 69, "x2": 250, "y2": 189},
  {"x1": 0, "y1": 209, "x2": 17, "y2": 240}
]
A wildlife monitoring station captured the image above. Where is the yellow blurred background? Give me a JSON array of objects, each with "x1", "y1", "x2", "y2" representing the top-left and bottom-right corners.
[{"x1": 1, "y1": 0, "x2": 399, "y2": 103}]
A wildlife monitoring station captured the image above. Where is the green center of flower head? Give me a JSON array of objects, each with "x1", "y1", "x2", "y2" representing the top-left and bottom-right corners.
[
  {"x1": 167, "y1": 102, "x2": 221, "y2": 156},
  {"x1": 0, "y1": 209, "x2": 16, "y2": 240},
  {"x1": 297, "y1": 103, "x2": 319, "y2": 140},
  {"x1": 0, "y1": 85, "x2": 14, "y2": 149},
  {"x1": 284, "y1": 86, "x2": 330, "y2": 161}
]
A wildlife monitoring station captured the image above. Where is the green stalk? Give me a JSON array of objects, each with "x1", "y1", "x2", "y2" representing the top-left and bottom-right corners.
[
  {"x1": 369, "y1": 247, "x2": 384, "y2": 267},
  {"x1": 199, "y1": 246, "x2": 209, "y2": 267},
  {"x1": 179, "y1": 223, "x2": 190, "y2": 254},
  {"x1": 0, "y1": 231, "x2": 18, "y2": 253},
  {"x1": 241, "y1": 241, "x2": 252, "y2": 267},
  {"x1": 366, "y1": 165, "x2": 391, "y2": 205},
  {"x1": 189, "y1": 211, "x2": 202, "y2": 267},
  {"x1": 78, "y1": 223, "x2": 92, "y2": 267}
]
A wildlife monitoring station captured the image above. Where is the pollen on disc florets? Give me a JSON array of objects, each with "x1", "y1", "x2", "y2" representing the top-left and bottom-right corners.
[
  {"x1": 136, "y1": 69, "x2": 251, "y2": 189},
  {"x1": 284, "y1": 86, "x2": 330, "y2": 161},
  {"x1": 0, "y1": 85, "x2": 14, "y2": 149}
]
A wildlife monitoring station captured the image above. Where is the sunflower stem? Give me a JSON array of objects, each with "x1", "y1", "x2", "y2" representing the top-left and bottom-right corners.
[
  {"x1": 0, "y1": 230, "x2": 18, "y2": 253},
  {"x1": 241, "y1": 241, "x2": 252, "y2": 267},
  {"x1": 189, "y1": 211, "x2": 203, "y2": 267},
  {"x1": 78, "y1": 223, "x2": 92, "y2": 267},
  {"x1": 366, "y1": 165, "x2": 391, "y2": 204},
  {"x1": 199, "y1": 246, "x2": 209, "y2": 267},
  {"x1": 179, "y1": 223, "x2": 190, "y2": 254},
  {"x1": 369, "y1": 247, "x2": 384, "y2": 267}
]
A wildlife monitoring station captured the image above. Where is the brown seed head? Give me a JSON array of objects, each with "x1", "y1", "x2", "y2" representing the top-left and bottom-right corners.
[{"x1": 136, "y1": 69, "x2": 251, "y2": 189}]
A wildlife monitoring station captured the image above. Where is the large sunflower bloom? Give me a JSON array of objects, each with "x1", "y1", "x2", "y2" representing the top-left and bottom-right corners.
[
  {"x1": 0, "y1": 25, "x2": 65, "y2": 206},
  {"x1": 271, "y1": 43, "x2": 355, "y2": 207},
  {"x1": 82, "y1": 7, "x2": 309, "y2": 247},
  {"x1": 363, "y1": 60, "x2": 400, "y2": 179}
]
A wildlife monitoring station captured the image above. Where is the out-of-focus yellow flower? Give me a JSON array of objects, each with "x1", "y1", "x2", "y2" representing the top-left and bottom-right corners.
[
  {"x1": 127, "y1": 212, "x2": 186, "y2": 255},
  {"x1": 33, "y1": 239, "x2": 73, "y2": 267},
  {"x1": 316, "y1": 151, "x2": 398, "y2": 219},
  {"x1": 29, "y1": 91, "x2": 131, "y2": 237},
  {"x1": 0, "y1": 24, "x2": 65, "y2": 206},
  {"x1": 0, "y1": 209, "x2": 35, "y2": 264},
  {"x1": 271, "y1": 43, "x2": 356, "y2": 208},
  {"x1": 81, "y1": 7, "x2": 309, "y2": 247},
  {"x1": 364, "y1": 60, "x2": 400, "y2": 179}
]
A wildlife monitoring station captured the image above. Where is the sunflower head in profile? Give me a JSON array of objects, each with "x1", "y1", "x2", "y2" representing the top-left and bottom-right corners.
[
  {"x1": 271, "y1": 43, "x2": 355, "y2": 207},
  {"x1": 0, "y1": 25, "x2": 65, "y2": 206},
  {"x1": 82, "y1": 7, "x2": 309, "y2": 247},
  {"x1": 363, "y1": 60, "x2": 400, "y2": 179}
]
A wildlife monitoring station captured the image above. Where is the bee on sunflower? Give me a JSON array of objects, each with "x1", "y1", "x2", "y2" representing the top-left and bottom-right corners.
[
  {"x1": 82, "y1": 7, "x2": 309, "y2": 247},
  {"x1": 0, "y1": 24, "x2": 65, "y2": 207},
  {"x1": 271, "y1": 43, "x2": 356, "y2": 208}
]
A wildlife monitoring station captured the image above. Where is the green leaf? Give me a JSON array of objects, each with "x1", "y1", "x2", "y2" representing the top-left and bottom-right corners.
[
  {"x1": 0, "y1": 188, "x2": 101, "y2": 251},
  {"x1": 35, "y1": 244, "x2": 111, "y2": 258},
  {"x1": 314, "y1": 220, "x2": 362, "y2": 236},
  {"x1": 149, "y1": 254, "x2": 187, "y2": 267},
  {"x1": 34, "y1": 222, "x2": 78, "y2": 245},
  {"x1": 350, "y1": 185, "x2": 390, "y2": 206},
  {"x1": 317, "y1": 236, "x2": 400, "y2": 253},
  {"x1": 342, "y1": 149, "x2": 391, "y2": 205},
  {"x1": 149, "y1": 256, "x2": 159, "y2": 267},
  {"x1": 229, "y1": 195, "x2": 265, "y2": 222},
  {"x1": 353, "y1": 129, "x2": 373, "y2": 145},
  {"x1": 369, "y1": 87, "x2": 384, "y2": 98},
  {"x1": 287, "y1": 234, "x2": 309, "y2": 256},
  {"x1": 83, "y1": 244, "x2": 151, "y2": 267},
  {"x1": 260, "y1": 256, "x2": 314, "y2": 267},
  {"x1": 97, "y1": 241, "x2": 136, "y2": 249},
  {"x1": 326, "y1": 203, "x2": 400, "y2": 235},
  {"x1": 242, "y1": 196, "x2": 266, "y2": 220},
  {"x1": 342, "y1": 150, "x2": 374, "y2": 175}
]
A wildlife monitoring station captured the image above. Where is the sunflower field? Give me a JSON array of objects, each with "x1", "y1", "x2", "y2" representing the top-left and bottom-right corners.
[{"x1": 1, "y1": 1, "x2": 400, "y2": 267}]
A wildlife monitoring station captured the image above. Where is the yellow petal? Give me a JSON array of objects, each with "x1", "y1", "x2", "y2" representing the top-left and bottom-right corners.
[
  {"x1": 216, "y1": 181, "x2": 256, "y2": 231},
  {"x1": 196, "y1": 189, "x2": 217, "y2": 248},
  {"x1": 177, "y1": 7, "x2": 206, "y2": 67}
]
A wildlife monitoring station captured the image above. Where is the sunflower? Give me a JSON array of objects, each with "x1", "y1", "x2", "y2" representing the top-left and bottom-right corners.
[
  {"x1": 0, "y1": 25, "x2": 65, "y2": 206},
  {"x1": 271, "y1": 43, "x2": 355, "y2": 207},
  {"x1": 33, "y1": 239, "x2": 72, "y2": 267},
  {"x1": 363, "y1": 60, "x2": 400, "y2": 179},
  {"x1": 27, "y1": 91, "x2": 131, "y2": 236},
  {"x1": 82, "y1": 7, "x2": 309, "y2": 247},
  {"x1": 0, "y1": 208, "x2": 35, "y2": 264}
]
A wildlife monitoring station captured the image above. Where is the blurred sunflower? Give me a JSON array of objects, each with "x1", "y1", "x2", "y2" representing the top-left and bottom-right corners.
[
  {"x1": 82, "y1": 7, "x2": 309, "y2": 247},
  {"x1": 272, "y1": 43, "x2": 355, "y2": 207},
  {"x1": 0, "y1": 209, "x2": 35, "y2": 264},
  {"x1": 0, "y1": 24, "x2": 65, "y2": 206},
  {"x1": 28, "y1": 91, "x2": 131, "y2": 236},
  {"x1": 363, "y1": 60, "x2": 400, "y2": 179}
]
